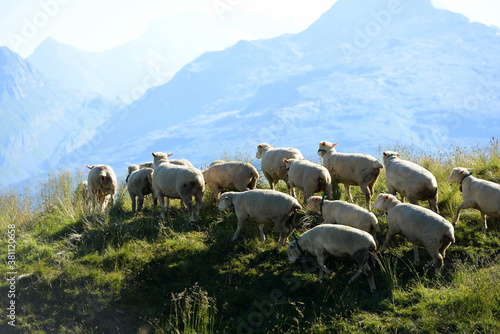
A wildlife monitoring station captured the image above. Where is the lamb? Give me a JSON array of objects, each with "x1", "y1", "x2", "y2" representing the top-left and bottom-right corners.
[
  {"x1": 126, "y1": 164, "x2": 154, "y2": 213},
  {"x1": 373, "y1": 194, "x2": 455, "y2": 269},
  {"x1": 86, "y1": 164, "x2": 117, "y2": 212},
  {"x1": 287, "y1": 224, "x2": 377, "y2": 292},
  {"x1": 256, "y1": 143, "x2": 304, "y2": 193},
  {"x1": 151, "y1": 152, "x2": 205, "y2": 224},
  {"x1": 306, "y1": 196, "x2": 380, "y2": 240},
  {"x1": 283, "y1": 158, "x2": 333, "y2": 202},
  {"x1": 202, "y1": 161, "x2": 259, "y2": 201},
  {"x1": 317, "y1": 141, "x2": 383, "y2": 210},
  {"x1": 218, "y1": 189, "x2": 302, "y2": 247},
  {"x1": 383, "y1": 151, "x2": 439, "y2": 213},
  {"x1": 447, "y1": 167, "x2": 500, "y2": 232}
]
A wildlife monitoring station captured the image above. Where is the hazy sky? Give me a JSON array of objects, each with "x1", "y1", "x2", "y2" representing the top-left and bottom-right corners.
[{"x1": 1, "y1": 0, "x2": 498, "y2": 58}]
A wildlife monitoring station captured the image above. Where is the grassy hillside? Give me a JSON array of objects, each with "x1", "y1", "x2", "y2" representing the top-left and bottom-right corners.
[{"x1": 1, "y1": 140, "x2": 499, "y2": 333}]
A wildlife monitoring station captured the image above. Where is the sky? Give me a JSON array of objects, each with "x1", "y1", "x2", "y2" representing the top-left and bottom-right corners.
[{"x1": 0, "y1": 0, "x2": 499, "y2": 58}]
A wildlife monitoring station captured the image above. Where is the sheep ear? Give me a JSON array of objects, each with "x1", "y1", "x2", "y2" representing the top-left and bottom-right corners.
[
  {"x1": 257, "y1": 144, "x2": 261, "y2": 148},
  {"x1": 86, "y1": 165, "x2": 93, "y2": 169},
  {"x1": 167, "y1": 153, "x2": 173, "y2": 157},
  {"x1": 332, "y1": 143, "x2": 339, "y2": 147},
  {"x1": 283, "y1": 158, "x2": 288, "y2": 163},
  {"x1": 383, "y1": 152, "x2": 387, "y2": 156},
  {"x1": 384, "y1": 195, "x2": 390, "y2": 199},
  {"x1": 152, "y1": 152, "x2": 157, "y2": 157},
  {"x1": 321, "y1": 141, "x2": 326, "y2": 146},
  {"x1": 315, "y1": 197, "x2": 321, "y2": 202},
  {"x1": 460, "y1": 170, "x2": 466, "y2": 174}
]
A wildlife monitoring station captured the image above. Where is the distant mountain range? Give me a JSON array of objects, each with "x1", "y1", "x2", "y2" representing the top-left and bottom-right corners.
[
  {"x1": 2, "y1": 0, "x2": 500, "y2": 188},
  {"x1": 82, "y1": 0, "x2": 500, "y2": 168},
  {"x1": 26, "y1": 11, "x2": 299, "y2": 102},
  {"x1": 0, "y1": 46, "x2": 110, "y2": 187}
]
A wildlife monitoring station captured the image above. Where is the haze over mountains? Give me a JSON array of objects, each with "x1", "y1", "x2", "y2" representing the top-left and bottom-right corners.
[{"x1": 2, "y1": 0, "x2": 500, "y2": 188}]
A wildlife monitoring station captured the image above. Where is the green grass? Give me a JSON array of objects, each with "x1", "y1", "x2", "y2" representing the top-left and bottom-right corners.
[{"x1": 0, "y1": 141, "x2": 499, "y2": 333}]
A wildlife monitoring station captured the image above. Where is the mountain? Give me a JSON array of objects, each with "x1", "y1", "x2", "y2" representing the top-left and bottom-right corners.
[
  {"x1": 26, "y1": 11, "x2": 299, "y2": 102},
  {"x1": 0, "y1": 47, "x2": 111, "y2": 187},
  {"x1": 81, "y1": 0, "x2": 500, "y2": 170}
]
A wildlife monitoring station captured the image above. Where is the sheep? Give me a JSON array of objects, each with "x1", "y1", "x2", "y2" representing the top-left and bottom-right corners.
[
  {"x1": 283, "y1": 158, "x2": 333, "y2": 202},
  {"x1": 373, "y1": 194, "x2": 455, "y2": 269},
  {"x1": 140, "y1": 158, "x2": 193, "y2": 169},
  {"x1": 383, "y1": 151, "x2": 439, "y2": 213},
  {"x1": 256, "y1": 143, "x2": 304, "y2": 194},
  {"x1": 306, "y1": 196, "x2": 380, "y2": 241},
  {"x1": 126, "y1": 164, "x2": 154, "y2": 213},
  {"x1": 317, "y1": 141, "x2": 383, "y2": 210},
  {"x1": 151, "y1": 152, "x2": 204, "y2": 225},
  {"x1": 287, "y1": 224, "x2": 377, "y2": 292},
  {"x1": 218, "y1": 189, "x2": 302, "y2": 247},
  {"x1": 86, "y1": 164, "x2": 117, "y2": 212},
  {"x1": 448, "y1": 167, "x2": 500, "y2": 232},
  {"x1": 202, "y1": 161, "x2": 259, "y2": 201}
]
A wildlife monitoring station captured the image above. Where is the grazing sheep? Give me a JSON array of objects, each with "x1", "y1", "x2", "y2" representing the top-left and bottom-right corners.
[
  {"x1": 287, "y1": 224, "x2": 377, "y2": 292},
  {"x1": 383, "y1": 151, "x2": 439, "y2": 213},
  {"x1": 126, "y1": 164, "x2": 154, "y2": 213},
  {"x1": 317, "y1": 141, "x2": 383, "y2": 210},
  {"x1": 151, "y1": 152, "x2": 204, "y2": 224},
  {"x1": 283, "y1": 158, "x2": 333, "y2": 202},
  {"x1": 86, "y1": 164, "x2": 117, "y2": 212},
  {"x1": 306, "y1": 196, "x2": 380, "y2": 240},
  {"x1": 448, "y1": 167, "x2": 500, "y2": 232},
  {"x1": 218, "y1": 189, "x2": 302, "y2": 247},
  {"x1": 373, "y1": 194, "x2": 455, "y2": 269},
  {"x1": 256, "y1": 143, "x2": 304, "y2": 193},
  {"x1": 202, "y1": 161, "x2": 259, "y2": 201}
]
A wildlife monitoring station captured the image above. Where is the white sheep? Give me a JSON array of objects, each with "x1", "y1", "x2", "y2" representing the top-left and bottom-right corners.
[
  {"x1": 448, "y1": 167, "x2": 500, "y2": 232},
  {"x1": 306, "y1": 196, "x2": 380, "y2": 240},
  {"x1": 86, "y1": 164, "x2": 117, "y2": 212},
  {"x1": 256, "y1": 143, "x2": 304, "y2": 194},
  {"x1": 373, "y1": 194, "x2": 455, "y2": 269},
  {"x1": 283, "y1": 158, "x2": 333, "y2": 202},
  {"x1": 126, "y1": 164, "x2": 154, "y2": 213},
  {"x1": 202, "y1": 161, "x2": 259, "y2": 201},
  {"x1": 317, "y1": 141, "x2": 383, "y2": 210},
  {"x1": 287, "y1": 224, "x2": 377, "y2": 292},
  {"x1": 383, "y1": 151, "x2": 439, "y2": 213},
  {"x1": 151, "y1": 152, "x2": 205, "y2": 224},
  {"x1": 140, "y1": 158, "x2": 193, "y2": 169},
  {"x1": 218, "y1": 189, "x2": 302, "y2": 247}
]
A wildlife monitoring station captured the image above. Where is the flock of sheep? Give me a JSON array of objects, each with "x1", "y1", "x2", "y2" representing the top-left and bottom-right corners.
[{"x1": 83, "y1": 141, "x2": 500, "y2": 292}]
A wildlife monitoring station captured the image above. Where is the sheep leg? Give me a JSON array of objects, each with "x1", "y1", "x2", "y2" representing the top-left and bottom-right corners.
[
  {"x1": 130, "y1": 195, "x2": 137, "y2": 213},
  {"x1": 453, "y1": 200, "x2": 475, "y2": 225},
  {"x1": 263, "y1": 171, "x2": 275, "y2": 190},
  {"x1": 380, "y1": 229, "x2": 398, "y2": 252},
  {"x1": 157, "y1": 195, "x2": 166, "y2": 219},
  {"x1": 258, "y1": 224, "x2": 266, "y2": 242},
  {"x1": 194, "y1": 192, "x2": 203, "y2": 223},
  {"x1": 232, "y1": 213, "x2": 249, "y2": 241},
  {"x1": 361, "y1": 185, "x2": 372, "y2": 210},
  {"x1": 316, "y1": 254, "x2": 328, "y2": 282},
  {"x1": 137, "y1": 195, "x2": 144, "y2": 212},
  {"x1": 344, "y1": 184, "x2": 353, "y2": 202},
  {"x1": 412, "y1": 244, "x2": 420, "y2": 265},
  {"x1": 180, "y1": 194, "x2": 195, "y2": 224},
  {"x1": 352, "y1": 250, "x2": 376, "y2": 292},
  {"x1": 480, "y1": 212, "x2": 488, "y2": 233}
]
